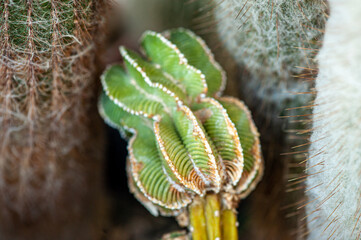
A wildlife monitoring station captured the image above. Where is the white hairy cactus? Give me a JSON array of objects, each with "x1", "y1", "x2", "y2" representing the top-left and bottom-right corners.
[
  {"x1": 212, "y1": 0, "x2": 327, "y2": 120},
  {"x1": 305, "y1": 1, "x2": 361, "y2": 239}
]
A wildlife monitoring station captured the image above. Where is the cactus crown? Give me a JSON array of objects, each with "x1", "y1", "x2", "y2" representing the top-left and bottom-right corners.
[{"x1": 99, "y1": 28, "x2": 263, "y2": 216}]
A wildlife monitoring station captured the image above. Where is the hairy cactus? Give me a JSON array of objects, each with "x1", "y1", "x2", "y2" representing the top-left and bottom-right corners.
[
  {"x1": 0, "y1": 1, "x2": 106, "y2": 239},
  {"x1": 305, "y1": 1, "x2": 361, "y2": 239},
  {"x1": 99, "y1": 28, "x2": 263, "y2": 239},
  {"x1": 211, "y1": 0, "x2": 327, "y2": 120}
]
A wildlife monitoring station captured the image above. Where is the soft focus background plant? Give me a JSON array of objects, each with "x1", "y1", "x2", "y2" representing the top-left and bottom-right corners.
[
  {"x1": 0, "y1": 1, "x2": 108, "y2": 239},
  {"x1": 306, "y1": 0, "x2": 361, "y2": 239}
]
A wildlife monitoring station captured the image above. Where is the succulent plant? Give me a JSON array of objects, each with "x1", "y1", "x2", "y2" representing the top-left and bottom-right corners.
[{"x1": 99, "y1": 28, "x2": 263, "y2": 239}]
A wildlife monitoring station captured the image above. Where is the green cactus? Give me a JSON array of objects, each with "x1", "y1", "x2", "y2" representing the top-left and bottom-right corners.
[{"x1": 99, "y1": 28, "x2": 263, "y2": 239}]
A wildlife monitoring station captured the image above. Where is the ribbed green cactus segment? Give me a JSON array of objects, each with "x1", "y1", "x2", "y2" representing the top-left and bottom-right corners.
[
  {"x1": 141, "y1": 31, "x2": 207, "y2": 99},
  {"x1": 100, "y1": 94, "x2": 191, "y2": 209},
  {"x1": 99, "y1": 29, "x2": 263, "y2": 215},
  {"x1": 218, "y1": 97, "x2": 262, "y2": 194},
  {"x1": 155, "y1": 115, "x2": 209, "y2": 195},
  {"x1": 101, "y1": 65, "x2": 164, "y2": 118},
  {"x1": 166, "y1": 29, "x2": 226, "y2": 97},
  {"x1": 192, "y1": 98, "x2": 244, "y2": 186},
  {"x1": 121, "y1": 47, "x2": 188, "y2": 103}
]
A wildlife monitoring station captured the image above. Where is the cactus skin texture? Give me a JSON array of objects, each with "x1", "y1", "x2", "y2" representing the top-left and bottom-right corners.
[
  {"x1": 305, "y1": 1, "x2": 361, "y2": 239},
  {"x1": 212, "y1": 0, "x2": 327, "y2": 121},
  {"x1": 99, "y1": 28, "x2": 263, "y2": 238}
]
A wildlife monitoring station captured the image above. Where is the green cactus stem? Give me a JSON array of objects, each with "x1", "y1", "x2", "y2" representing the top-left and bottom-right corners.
[
  {"x1": 189, "y1": 197, "x2": 208, "y2": 240},
  {"x1": 221, "y1": 209, "x2": 238, "y2": 240},
  {"x1": 204, "y1": 194, "x2": 221, "y2": 240},
  {"x1": 98, "y1": 28, "x2": 263, "y2": 238}
]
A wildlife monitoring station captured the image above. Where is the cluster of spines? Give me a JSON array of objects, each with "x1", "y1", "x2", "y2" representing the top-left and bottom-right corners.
[{"x1": 99, "y1": 28, "x2": 263, "y2": 215}]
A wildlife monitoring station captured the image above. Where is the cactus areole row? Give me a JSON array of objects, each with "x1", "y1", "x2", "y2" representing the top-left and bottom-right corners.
[{"x1": 98, "y1": 28, "x2": 264, "y2": 239}]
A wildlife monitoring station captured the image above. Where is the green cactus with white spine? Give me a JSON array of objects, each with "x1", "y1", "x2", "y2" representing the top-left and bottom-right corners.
[{"x1": 99, "y1": 28, "x2": 263, "y2": 239}]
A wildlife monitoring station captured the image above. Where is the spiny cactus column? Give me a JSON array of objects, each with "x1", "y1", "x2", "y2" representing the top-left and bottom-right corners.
[
  {"x1": 305, "y1": 1, "x2": 361, "y2": 239},
  {"x1": 0, "y1": 1, "x2": 107, "y2": 239},
  {"x1": 99, "y1": 28, "x2": 263, "y2": 239}
]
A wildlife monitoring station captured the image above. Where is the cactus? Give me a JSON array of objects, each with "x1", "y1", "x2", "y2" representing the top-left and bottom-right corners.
[
  {"x1": 99, "y1": 28, "x2": 263, "y2": 239},
  {"x1": 305, "y1": 1, "x2": 361, "y2": 239},
  {"x1": 0, "y1": 1, "x2": 107, "y2": 239},
  {"x1": 210, "y1": 0, "x2": 327, "y2": 121}
]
